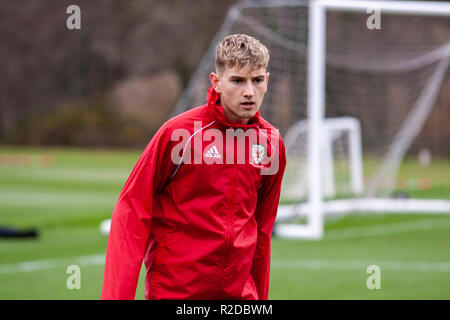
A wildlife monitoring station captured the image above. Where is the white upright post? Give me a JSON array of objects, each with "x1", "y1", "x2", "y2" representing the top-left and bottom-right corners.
[
  {"x1": 273, "y1": 0, "x2": 326, "y2": 239},
  {"x1": 306, "y1": 0, "x2": 326, "y2": 239},
  {"x1": 349, "y1": 120, "x2": 364, "y2": 196},
  {"x1": 322, "y1": 129, "x2": 336, "y2": 198}
]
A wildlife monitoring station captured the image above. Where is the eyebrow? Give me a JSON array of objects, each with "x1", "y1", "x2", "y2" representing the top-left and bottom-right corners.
[{"x1": 229, "y1": 75, "x2": 265, "y2": 80}]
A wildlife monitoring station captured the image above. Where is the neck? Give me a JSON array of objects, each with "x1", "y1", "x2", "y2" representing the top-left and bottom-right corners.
[{"x1": 222, "y1": 108, "x2": 250, "y2": 124}]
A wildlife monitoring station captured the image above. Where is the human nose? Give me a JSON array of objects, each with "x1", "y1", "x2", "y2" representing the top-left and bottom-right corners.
[{"x1": 243, "y1": 81, "x2": 254, "y2": 97}]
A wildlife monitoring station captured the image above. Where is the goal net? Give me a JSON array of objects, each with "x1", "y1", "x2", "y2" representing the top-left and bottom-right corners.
[{"x1": 172, "y1": 0, "x2": 450, "y2": 238}]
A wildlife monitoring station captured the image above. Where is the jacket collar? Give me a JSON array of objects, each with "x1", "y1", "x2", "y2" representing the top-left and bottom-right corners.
[{"x1": 206, "y1": 85, "x2": 261, "y2": 129}]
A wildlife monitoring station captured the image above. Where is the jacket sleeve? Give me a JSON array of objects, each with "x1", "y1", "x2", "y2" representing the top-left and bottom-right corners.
[
  {"x1": 101, "y1": 125, "x2": 175, "y2": 300},
  {"x1": 250, "y1": 135, "x2": 286, "y2": 300}
]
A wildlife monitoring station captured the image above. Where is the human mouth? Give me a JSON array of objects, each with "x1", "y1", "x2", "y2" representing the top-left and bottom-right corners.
[{"x1": 241, "y1": 101, "x2": 255, "y2": 109}]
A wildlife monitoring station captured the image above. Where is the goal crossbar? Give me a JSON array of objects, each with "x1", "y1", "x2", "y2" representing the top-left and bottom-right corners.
[{"x1": 319, "y1": 0, "x2": 450, "y2": 16}]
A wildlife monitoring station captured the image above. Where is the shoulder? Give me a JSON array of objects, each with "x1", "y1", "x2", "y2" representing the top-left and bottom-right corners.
[
  {"x1": 142, "y1": 105, "x2": 209, "y2": 152},
  {"x1": 161, "y1": 104, "x2": 211, "y2": 132},
  {"x1": 148, "y1": 104, "x2": 212, "y2": 147}
]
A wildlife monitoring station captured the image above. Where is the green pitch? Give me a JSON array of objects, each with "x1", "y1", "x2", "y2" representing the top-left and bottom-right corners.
[{"x1": 0, "y1": 146, "x2": 448, "y2": 299}]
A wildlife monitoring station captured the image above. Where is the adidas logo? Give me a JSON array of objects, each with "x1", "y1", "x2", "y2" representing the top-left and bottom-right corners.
[{"x1": 204, "y1": 145, "x2": 221, "y2": 159}]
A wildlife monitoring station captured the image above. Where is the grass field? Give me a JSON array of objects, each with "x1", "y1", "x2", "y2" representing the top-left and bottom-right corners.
[{"x1": 0, "y1": 146, "x2": 449, "y2": 299}]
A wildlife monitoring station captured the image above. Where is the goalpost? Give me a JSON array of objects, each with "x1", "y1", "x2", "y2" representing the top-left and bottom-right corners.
[
  {"x1": 282, "y1": 117, "x2": 363, "y2": 201},
  {"x1": 278, "y1": 0, "x2": 450, "y2": 239},
  {"x1": 172, "y1": 0, "x2": 450, "y2": 239}
]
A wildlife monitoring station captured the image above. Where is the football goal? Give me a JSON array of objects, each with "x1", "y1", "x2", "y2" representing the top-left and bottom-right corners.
[{"x1": 172, "y1": 0, "x2": 450, "y2": 239}]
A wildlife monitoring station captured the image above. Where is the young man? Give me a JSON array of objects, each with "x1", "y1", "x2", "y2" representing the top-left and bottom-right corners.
[{"x1": 101, "y1": 34, "x2": 286, "y2": 300}]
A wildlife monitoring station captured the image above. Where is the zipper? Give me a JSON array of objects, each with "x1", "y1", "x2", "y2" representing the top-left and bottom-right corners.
[{"x1": 218, "y1": 160, "x2": 238, "y2": 287}]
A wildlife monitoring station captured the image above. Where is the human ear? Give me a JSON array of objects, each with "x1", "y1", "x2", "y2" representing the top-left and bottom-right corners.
[
  {"x1": 263, "y1": 72, "x2": 270, "y2": 92},
  {"x1": 210, "y1": 72, "x2": 221, "y2": 93}
]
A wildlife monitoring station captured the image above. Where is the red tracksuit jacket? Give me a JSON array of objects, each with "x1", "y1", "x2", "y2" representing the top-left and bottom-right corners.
[{"x1": 101, "y1": 86, "x2": 286, "y2": 300}]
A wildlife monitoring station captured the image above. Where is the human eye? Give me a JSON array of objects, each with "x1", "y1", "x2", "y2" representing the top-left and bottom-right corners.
[
  {"x1": 232, "y1": 79, "x2": 242, "y2": 84},
  {"x1": 253, "y1": 77, "x2": 264, "y2": 84}
]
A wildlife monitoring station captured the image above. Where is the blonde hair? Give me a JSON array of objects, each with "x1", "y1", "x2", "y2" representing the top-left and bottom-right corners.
[{"x1": 215, "y1": 34, "x2": 270, "y2": 74}]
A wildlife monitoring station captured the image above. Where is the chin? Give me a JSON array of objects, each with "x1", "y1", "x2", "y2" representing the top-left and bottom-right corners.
[
  {"x1": 238, "y1": 111, "x2": 256, "y2": 119},
  {"x1": 240, "y1": 107, "x2": 257, "y2": 114}
]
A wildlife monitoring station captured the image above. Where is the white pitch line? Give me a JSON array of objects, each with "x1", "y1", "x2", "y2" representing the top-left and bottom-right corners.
[
  {"x1": 275, "y1": 217, "x2": 450, "y2": 243},
  {"x1": 1, "y1": 218, "x2": 449, "y2": 275},
  {"x1": 0, "y1": 190, "x2": 117, "y2": 207},
  {"x1": 323, "y1": 217, "x2": 450, "y2": 241},
  {"x1": 1, "y1": 254, "x2": 450, "y2": 275},
  {"x1": 271, "y1": 258, "x2": 450, "y2": 272},
  {"x1": 0, "y1": 254, "x2": 105, "y2": 274}
]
